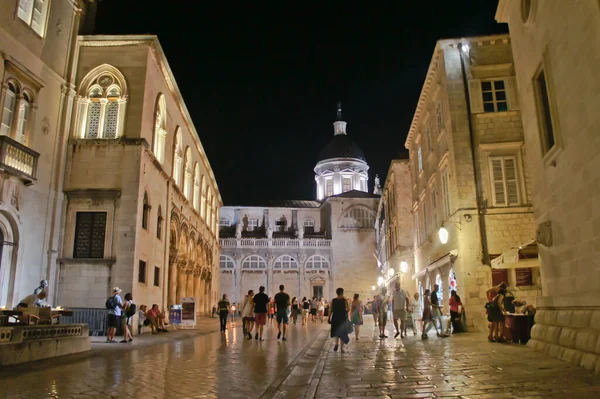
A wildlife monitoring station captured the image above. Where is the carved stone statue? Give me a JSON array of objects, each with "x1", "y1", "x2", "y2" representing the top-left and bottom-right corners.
[
  {"x1": 373, "y1": 174, "x2": 382, "y2": 195},
  {"x1": 235, "y1": 223, "x2": 242, "y2": 239},
  {"x1": 297, "y1": 225, "x2": 304, "y2": 239},
  {"x1": 266, "y1": 226, "x2": 273, "y2": 239}
]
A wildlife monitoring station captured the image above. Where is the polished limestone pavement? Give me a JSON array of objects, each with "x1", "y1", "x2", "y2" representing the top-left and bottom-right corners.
[{"x1": 1, "y1": 318, "x2": 599, "y2": 398}]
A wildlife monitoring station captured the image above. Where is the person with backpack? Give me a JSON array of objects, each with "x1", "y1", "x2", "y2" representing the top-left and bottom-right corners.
[
  {"x1": 121, "y1": 293, "x2": 135, "y2": 343},
  {"x1": 105, "y1": 287, "x2": 124, "y2": 343}
]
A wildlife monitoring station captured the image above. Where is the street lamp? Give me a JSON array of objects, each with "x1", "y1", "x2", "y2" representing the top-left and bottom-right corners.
[
  {"x1": 400, "y1": 261, "x2": 408, "y2": 274},
  {"x1": 439, "y1": 225, "x2": 449, "y2": 244},
  {"x1": 389, "y1": 268, "x2": 395, "y2": 277},
  {"x1": 377, "y1": 276, "x2": 384, "y2": 287}
]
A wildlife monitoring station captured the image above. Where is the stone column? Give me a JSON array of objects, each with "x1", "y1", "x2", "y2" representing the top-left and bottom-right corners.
[
  {"x1": 193, "y1": 268, "x2": 202, "y2": 317},
  {"x1": 176, "y1": 259, "x2": 188, "y2": 304},
  {"x1": 168, "y1": 256, "x2": 178, "y2": 306},
  {"x1": 185, "y1": 269, "x2": 194, "y2": 299}
]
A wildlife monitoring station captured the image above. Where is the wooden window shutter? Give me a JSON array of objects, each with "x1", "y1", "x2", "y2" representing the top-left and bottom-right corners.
[
  {"x1": 505, "y1": 76, "x2": 520, "y2": 110},
  {"x1": 490, "y1": 158, "x2": 506, "y2": 206},
  {"x1": 504, "y1": 157, "x2": 520, "y2": 205},
  {"x1": 468, "y1": 79, "x2": 484, "y2": 113}
]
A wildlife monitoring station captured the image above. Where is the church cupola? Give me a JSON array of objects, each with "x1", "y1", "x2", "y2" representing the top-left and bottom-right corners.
[{"x1": 314, "y1": 103, "x2": 370, "y2": 200}]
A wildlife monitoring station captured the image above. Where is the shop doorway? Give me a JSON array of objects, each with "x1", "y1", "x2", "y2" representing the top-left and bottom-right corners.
[{"x1": 313, "y1": 285, "x2": 323, "y2": 299}]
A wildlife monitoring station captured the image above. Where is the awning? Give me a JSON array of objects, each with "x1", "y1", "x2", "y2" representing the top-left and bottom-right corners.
[
  {"x1": 491, "y1": 240, "x2": 539, "y2": 269},
  {"x1": 412, "y1": 250, "x2": 458, "y2": 280}
]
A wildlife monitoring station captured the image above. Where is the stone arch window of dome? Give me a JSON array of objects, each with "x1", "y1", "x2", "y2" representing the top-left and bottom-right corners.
[
  {"x1": 220, "y1": 255, "x2": 235, "y2": 270},
  {"x1": 183, "y1": 147, "x2": 193, "y2": 200},
  {"x1": 206, "y1": 190, "x2": 213, "y2": 229},
  {"x1": 142, "y1": 191, "x2": 150, "y2": 230},
  {"x1": 156, "y1": 205, "x2": 163, "y2": 240},
  {"x1": 153, "y1": 94, "x2": 167, "y2": 164},
  {"x1": 303, "y1": 218, "x2": 315, "y2": 234},
  {"x1": 172, "y1": 127, "x2": 183, "y2": 187},
  {"x1": 1, "y1": 80, "x2": 37, "y2": 146},
  {"x1": 305, "y1": 255, "x2": 329, "y2": 270},
  {"x1": 273, "y1": 255, "x2": 299, "y2": 270},
  {"x1": 193, "y1": 163, "x2": 201, "y2": 212},
  {"x1": 200, "y1": 175, "x2": 207, "y2": 219},
  {"x1": 76, "y1": 65, "x2": 128, "y2": 140},
  {"x1": 339, "y1": 206, "x2": 375, "y2": 229},
  {"x1": 242, "y1": 255, "x2": 266, "y2": 270}
]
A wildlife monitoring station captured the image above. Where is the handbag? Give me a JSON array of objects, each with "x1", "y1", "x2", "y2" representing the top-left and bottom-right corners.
[{"x1": 346, "y1": 320, "x2": 354, "y2": 334}]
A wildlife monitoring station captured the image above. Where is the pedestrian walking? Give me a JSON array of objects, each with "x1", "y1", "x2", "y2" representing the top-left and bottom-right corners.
[
  {"x1": 317, "y1": 297, "x2": 325, "y2": 323},
  {"x1": 449, "y1": 290, "x2": 463, "y2": 333},
  {"x1": 291, "y1": 297, "x2": 299, "y2": 325},
  {"x1": 430, "y1": 284, "x2": 446, "y2": 337},
  {"x1": 241, "y1": 290, "x2": 255, "y2": 340},
  {"x1": 486, "y1": 286, "x2": 507, "y2": 342},
  {"x1": 328, "y1": 287, "x2": 350, "y2": 353},
  {"x1": 377, "y1": 289, "x2": 389, "y2": 338},
  {"x1": 392, "y1": 282, "x2": 410, "y2": 339},
  {"x1": 267, "y1": 297, "x2": 275, "y2": 326},
  {"x1": 253, "y1": 286, "x2": 269, "y2": 341},
  {"x1": 486, "y1": 282, "x2": 507, "y2": 342},
  {"x1": 411, "y1": 292, "x2": 422, "y2": 335},
  {"x1": 310, "y1": 297, "x2": 318, "y2": 322},
  {"x1": 421, "y1": 289, "x2": 434, "y2": 339},
  {"x1": 302, "y1": 297, "x2": 310, "y2": 325},
  {"x1": 371, "y1": 295, "x2": 379, "y2": 327},
  {"x1": 350, "y1": 293, "x2": 363, "y2": 340},
  {"x1": 105, "y1": 287, "x2": 124, "y2": 343},
  {"x1": 121, "y1": 292, "x2": 135, "y2": 343},
  {"x1": 218, "y1": 294, "x2": 231, "y2": 332},
  {"x1": 274, "y1": 285, "x2": 290, "y2": 341}
]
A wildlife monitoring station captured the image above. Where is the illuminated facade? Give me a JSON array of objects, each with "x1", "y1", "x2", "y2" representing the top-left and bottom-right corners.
[{"x1": 219, "y1": 113, "x2": 378, "y2": 303}]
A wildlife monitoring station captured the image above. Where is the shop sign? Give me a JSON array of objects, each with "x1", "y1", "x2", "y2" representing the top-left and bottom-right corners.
[
  {"x1": 492, "y1": 268, "x2": 508, "y2": 287},
  {"x1": 181, "y1": 297, "x2": 197, "y2": 327},
  {"x1": 169, "y1": 305, "x2": 182, "y2": 325},
  {"x1": 515, "y1": 268, "x2": 533, "y2": 286}
]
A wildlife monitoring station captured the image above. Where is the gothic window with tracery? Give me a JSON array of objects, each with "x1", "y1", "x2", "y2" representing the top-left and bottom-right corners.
[{"x1": 153, "y1": 94, "x2": 167, "y2": 164}]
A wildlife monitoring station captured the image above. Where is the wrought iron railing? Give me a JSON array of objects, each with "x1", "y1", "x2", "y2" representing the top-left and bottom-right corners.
[{"x1": 0, "y1": 135, "x2": 39, "y2": 184}]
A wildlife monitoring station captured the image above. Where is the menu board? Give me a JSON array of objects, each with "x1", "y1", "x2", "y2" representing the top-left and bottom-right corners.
[
  {"x1": 181, "y1": 297, "x2": 196, "y2": 327},
  {"x1": 515, "y1": 268, "x2": 533, "y2": 286},
  {"x1": 492, "y1": 268, "x2": 508, "y2": 287}
]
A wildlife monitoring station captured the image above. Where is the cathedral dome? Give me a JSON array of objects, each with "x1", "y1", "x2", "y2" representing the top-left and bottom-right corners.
[{"x1": 317, "y1": 134, "x2": 366, "y2": 163}]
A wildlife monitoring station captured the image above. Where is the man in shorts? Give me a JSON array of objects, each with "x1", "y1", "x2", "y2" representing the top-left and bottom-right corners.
[
  {"x1": 274, "y1": 285, "x2": 290, "y2": 341},
  {"x1": 253, "y1": 286, "x2": 269, "y2": 341},
  {"x1": 392, "y1": 282, "x2": 410, "y2": 339}
]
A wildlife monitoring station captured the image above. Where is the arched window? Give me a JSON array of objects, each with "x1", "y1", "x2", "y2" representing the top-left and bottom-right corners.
[
  {"x1": 0, "y1": 82, "x2": 17, "y2": 137},
  {"x1": 241, "y1": 255, "x2": 267, "y2": 270},
  {"x1": 193, "y1": 164, "x2": 201, "y2": 212},
  {"x1": 207, "y1": 191, "x2": 213, "y2": 228},
  {"x1": 184, "y1": 147, "x2": 193, "y2": 200},
  {"x1": 339, "y1": 206, "x2": 375, "y2": 229},
  {"x1": 173, "y1": 127, "x2": 183, "y2": 187},
  {"x1": 153, "y1": 94, "x2": 167, "y2": 164},
  {"x1": 156, "y1": 205, "x2": 163, "y2": 239},
  {"x1": 142, "y1": 192, "x2": 150, "y2": 230},
  {"x1": 200, "y1": 175, "x2": 207, "y2": 219},
  {"x1": 305, "y1": 255, "x2": 330, "y2": 269},
  {"x1": 220, "y1": 255, "x2": 235, "y2": 270},
  {"x1": 303, "y1": 218, "x2": 315, "y2": 234},
  {"x1": 77, "y1": 66, "x2": 127, "y2": 139},
  {"x1": 273, "y1": 255, "x2": 299, "y2": 270}
]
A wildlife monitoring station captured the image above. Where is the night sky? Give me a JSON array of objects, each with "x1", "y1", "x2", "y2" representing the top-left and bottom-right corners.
[{"x1": 94, "y1": 1, "x2": 507, "y2": 205}]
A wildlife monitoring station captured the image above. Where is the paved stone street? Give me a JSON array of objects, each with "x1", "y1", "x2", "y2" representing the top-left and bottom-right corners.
[{"x1": 1, "y1": 319, "x2": 599, "y2": 398}]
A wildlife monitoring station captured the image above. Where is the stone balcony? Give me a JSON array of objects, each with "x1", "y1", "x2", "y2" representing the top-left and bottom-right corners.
[
  {"x1": 0, "y1": 135, "x2": 40, "y2": 185},
  {"x1": 220, "y1": 237, "x2": 332, "y2": 248}
]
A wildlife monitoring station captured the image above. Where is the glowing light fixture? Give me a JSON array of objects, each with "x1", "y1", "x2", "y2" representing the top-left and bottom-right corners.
[
  {"x1": 377, "y1": 276, "x2": 384, "y2": 287},
  {"x1": 439, "y1": 225, "x2": 449, "y2": 244},
  {"x1": 400, "y1": 261, "x2": 408, "y2": 274},
  {"x1": 462, "y1": 44, "x2": 470, "y2": 53},
  {"x1": 372, "y1": 285, "x2": 376, "y2": 291},
  {"x1": 389, "y1": 268, "x2": 395, "y2": 277}
]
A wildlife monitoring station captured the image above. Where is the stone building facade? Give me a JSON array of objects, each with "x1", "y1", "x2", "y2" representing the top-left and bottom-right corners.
[
  {"x1": 219, "y1": 114, "x2": 379, "y2": 303},
  {"x1": 57, "y1": 35, "x2": 221, "y2": 316},
  {"x1": 403, "y1": 34, "x2": 540, "y2": 331},
  {"x1": 0, "y1": 0, "x2": 85, "y2": 308},
  {"x1": 375, "y1": 157, "x2": 415, "y2": 292},
  {"x1": 496, "y1": 0, "x2": 600, "y2": 371}
]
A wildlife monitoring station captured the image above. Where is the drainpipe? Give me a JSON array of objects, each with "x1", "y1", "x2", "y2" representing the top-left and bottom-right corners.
[{"x1": 457, "y1": 42, "x2": 491, "y2": 266}]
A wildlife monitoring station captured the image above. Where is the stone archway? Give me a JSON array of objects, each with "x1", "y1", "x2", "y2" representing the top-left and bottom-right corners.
[
  {"x1": 167, "y1": 214, "x2": 179, "y2": 306},
  {"x1": 0, "y1": 211, "x2": 18, "y2": 308},
  {"x1": 176, "y1": 224, "x2": 189, "y2": 303}
]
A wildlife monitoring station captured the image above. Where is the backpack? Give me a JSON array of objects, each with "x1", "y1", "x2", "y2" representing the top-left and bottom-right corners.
[
  {"x1": 126, "y1": 302, "x2": 137, "y2": 318},
  {"x1": 105, "y1": 296, "x2": 118, "y2": 310}
]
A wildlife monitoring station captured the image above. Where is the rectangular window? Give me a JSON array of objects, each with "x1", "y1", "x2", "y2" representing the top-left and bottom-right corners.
[
  {"x1": 489, "y1": 156, "x2": 520, "y2": 206},
  {"x1": 414, "y1": 210, "x2": 420, "y2": 246},
  {"x1": 0, "y1": 89, "x2": 16, "y2": 136},
  {"x1": 534, "y1": 68, "x2": 556, "y2": 155},
  {"x1": 275, "y1": 219, "x2": 287, "y2": 232},
  {"x1": 417, "y1": 147, "x2": 423, "y2": 172},
  {"x1": 73, "y1": 212, "x2": 107, "y2": 258},
  {"x1": 138, "y1": 260, "x2": 147, "y2": 284},
  {"x1": 441, "y1": 172, "x2": 450, "y2": 219},
  {"x1": 481, "y1": 80, "x2": 508, "y2": 113},
  {"x1": 431, "y1": 188, "x2": 437, "y2": 231},
  {"x1": 492, "y1": 268, "x2": 509, "y2": 287},
  {"x1": 219, "y1": 218, "x2": 230, "y2": 227},
  {"x1": 247, "y1": 219, "x2": 258, "y2": 231},
  {"x1": 154, "y1": 266, "x2": 160, "y2": 287},
  {"x1": 17, "y1": 0, "x2": 49, "y2": 37},
  {"x1": 342, "y1": 177, "x2": 352, "y2": 192},
  {"x1": 422, "y1": 202, "x2": 428, "y2": 241},
  {"x1": 425, "y1": 125, "x2": 432, "y2": 151},
  {"x1": 325, "y1": 179, "x2": 333, "y2": 196},
  {"x1": 436, "y1": 102, "x2": 443, "y2": 132}
]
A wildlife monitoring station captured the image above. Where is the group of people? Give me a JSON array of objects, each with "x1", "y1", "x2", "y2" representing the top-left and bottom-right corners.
[
  {"x1": 369, "y1": 282, "x2": 464, "y2": 340},
  {"x1": 218, "y1": 285, "x2": 293, "y2": 341},
  {"x1": 104, "y1": 286, "x2": 168, "y2": 343}
]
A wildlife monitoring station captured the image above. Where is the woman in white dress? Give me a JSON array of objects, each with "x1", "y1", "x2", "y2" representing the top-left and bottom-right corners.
[
  {"x1": 317, "y1": 297, "x2": 325, "y2": 323},
  {"x1": 411, "y1": 292, "x2": 423, "y2": 335},
  {"x1": 241, "y1": 290, "x2": 255, "y2": 340}
]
